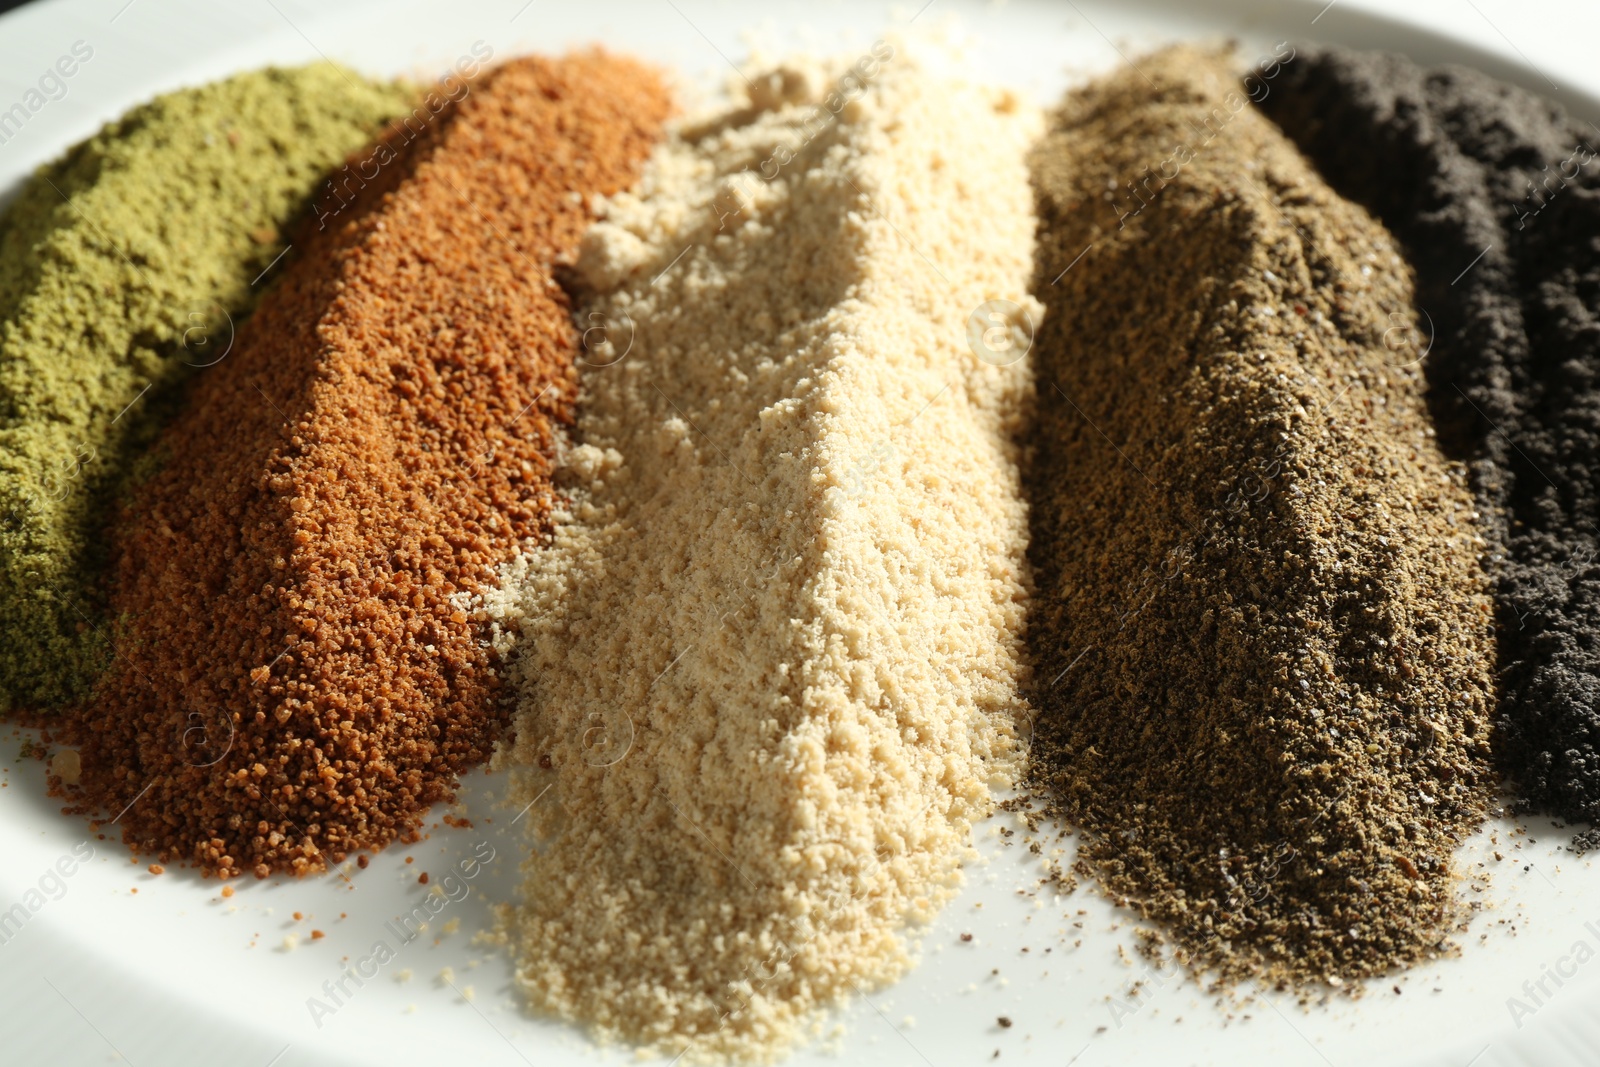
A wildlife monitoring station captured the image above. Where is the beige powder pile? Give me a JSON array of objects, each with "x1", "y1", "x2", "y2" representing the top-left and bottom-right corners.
[{"x1": 482, "y1": 45, "x2": 1040, "y2": 1062}]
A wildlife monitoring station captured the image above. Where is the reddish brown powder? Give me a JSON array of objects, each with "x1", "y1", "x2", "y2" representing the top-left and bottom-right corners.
[{"x1": 54, "y1": 53, "x2": 670, "y2": 879}]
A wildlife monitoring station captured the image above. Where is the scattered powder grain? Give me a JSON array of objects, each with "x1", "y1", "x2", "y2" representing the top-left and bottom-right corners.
[
  {"x1": 1024, "y1": 48, "x2": 1496, "y2": 986},
  {"x1": 484, "y1": 46, "x2": 1038, "y2": 1062},
  {"x1": 1260, "y1": 48, "x2": 1600, "y2": 841},
  {"x1": 54, "y1": 53, "x2": 669, "y2": 878},
  {"x1": 0, "y1": 66, "x2": 413, "y2": 714}
]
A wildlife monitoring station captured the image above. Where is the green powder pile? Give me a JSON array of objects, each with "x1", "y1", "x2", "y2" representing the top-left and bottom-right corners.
[
  {"x1": 1024, "y1": 47, "x2": 1497, "y2": 987},
  {"x1": 0, "y1": 65, "x2": 413, "y2": 713}
]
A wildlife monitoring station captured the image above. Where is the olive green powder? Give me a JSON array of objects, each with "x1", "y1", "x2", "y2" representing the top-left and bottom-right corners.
[{"x1": 0, "y1": 65, "x2": 413, "y2": 713}]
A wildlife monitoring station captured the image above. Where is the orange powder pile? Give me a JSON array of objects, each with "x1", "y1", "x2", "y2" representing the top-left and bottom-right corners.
[{"x1": 54, "y1": 53, "x2": 670, "y2": 878}]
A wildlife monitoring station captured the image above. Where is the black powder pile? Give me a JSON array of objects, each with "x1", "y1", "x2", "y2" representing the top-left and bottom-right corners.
[
  {"x1": 1260, "y1": 48, "x2": 1600, "y2": 841},
  {"x1": 1024, "y1": 47, "x2": 1497, "y2": 986}
]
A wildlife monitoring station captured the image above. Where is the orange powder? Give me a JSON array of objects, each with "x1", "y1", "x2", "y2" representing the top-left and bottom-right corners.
[{"x1": 56, "y1": 52, "x2": 670, "y2": 878}]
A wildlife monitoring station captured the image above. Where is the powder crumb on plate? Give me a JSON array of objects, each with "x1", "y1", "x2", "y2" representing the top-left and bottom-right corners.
[{"x1": 48, "y1": 750, "x2": 80, "y2": 786}]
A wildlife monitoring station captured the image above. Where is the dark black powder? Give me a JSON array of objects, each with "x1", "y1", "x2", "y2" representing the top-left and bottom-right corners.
[{"x1": 1260, "y1": 47, "x2": 1600, "y2": 839}]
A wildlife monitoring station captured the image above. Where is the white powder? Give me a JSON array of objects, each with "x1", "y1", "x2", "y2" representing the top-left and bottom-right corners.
[{"x1": 485, "y1": 43, "x2": 1041, "y2": 1063}]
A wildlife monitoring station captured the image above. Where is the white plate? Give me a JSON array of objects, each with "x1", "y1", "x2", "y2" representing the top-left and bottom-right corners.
[{"x1": 3, "y1": 1, "x2": 1600, "y2": 1065}]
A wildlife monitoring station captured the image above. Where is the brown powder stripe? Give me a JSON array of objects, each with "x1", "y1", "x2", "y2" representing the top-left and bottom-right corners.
[
  {"x1": 1259, "y1": 45, "x2": 1600, "y2": 845},
  {"x1": 1023, "y1": 47, "x2": 1495, "y2": 987}
]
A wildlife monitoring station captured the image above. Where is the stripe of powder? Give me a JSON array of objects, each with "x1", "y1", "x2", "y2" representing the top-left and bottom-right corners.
[
  {"x1": 1025, "y1": 47, "x2": 1495, "y2": 987},
  {"x1": 482, "y1": 45, "x2": 1039, "y2": 1062},
  {"x1": 1259, "y1": 46, "x2": 1600, "y2": 843},
  {"x1": 55, "y1": 53, "x2": 670, "y2": 878},
  {"x1": 0, "y1": 65, "x2": 414, "y2": 714}
]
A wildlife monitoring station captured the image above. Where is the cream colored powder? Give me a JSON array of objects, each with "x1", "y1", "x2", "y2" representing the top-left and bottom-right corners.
[{"x1": 484, "y1": 44, "x2": 1041, "y2": 1063}]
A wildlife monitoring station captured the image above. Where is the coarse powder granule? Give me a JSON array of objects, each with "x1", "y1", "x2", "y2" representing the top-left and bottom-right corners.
[
  {"x1": 53, "y1": 53, "x2": 669, "y2": 878},
  {"x1": 1024, "y1": 48, "x2": 1496, "y2": 986},
  {"x1": 483, "y1": 46, "x2": 1039, "y2": 1061},
  {"x1": 1259, "y1": 48, "x2": 1600, "y2": 842},
  {"x1": 0, "y1": 65, "x2": 414, "y2": 715}
]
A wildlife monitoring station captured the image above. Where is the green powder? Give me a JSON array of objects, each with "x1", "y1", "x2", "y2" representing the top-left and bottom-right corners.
[{"x1": 0, "y1": 65, "x2": 413, "y2": 713}]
